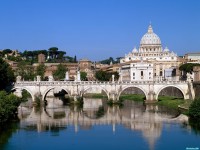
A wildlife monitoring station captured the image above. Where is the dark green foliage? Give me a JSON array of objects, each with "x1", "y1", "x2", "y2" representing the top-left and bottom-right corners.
[
  {"x1": 189, "y1": 98, "x2": 200, "y2": 119},
  {"x1": 48, "y1": 47, "x2": 58, "y2": 59},
  {"x1": 95, "y1": 70, "x2": 119, "y2": 81},
  {"x1": 74, "y1": 55, "x2": 77, "y2": 63},
  {"x1": 0, "y1": 58, "x2": 15, "y2": 90},
  {"x1": 4, "y1": 48, "x2": 70, "y2": 63},
  {"x1": 21, "y1": 90, "x2": 31, "y2": 102},
  {"x1": 22, "y1": 50, "x2": 48, "y2": 63},
  {"x1": 0, "y1": 91, "x2": 21, "y2": 123},
  {"x1": 179, "y1": 63, "x2": 200, "y2": 73},
  {"x1": 2, "y1": 49, "x2": 12, "y2": 55},
  {"x1": 80, "y1": 71, "x2": 87, "y2": 81},
  {"x1": 36, "y1": 64, "x2": 46, "y2": 80},
  {"x1": 65, "y1": 56, "x2": 76, "y2": 63},
  {"x1": 53, "y1": 64, "x2": 67, "y2": 80},
  {"x1": 99, "y1": 57, "x2": 118, "y2": 64}
]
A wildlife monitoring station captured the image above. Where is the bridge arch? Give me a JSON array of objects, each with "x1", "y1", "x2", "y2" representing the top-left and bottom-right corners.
[
  {"x1": 156, "y1": 85, "x2": 186, "y2": 100},
  {"x1": 42, "y1": 87, "x2": 71, "y2": 101},
  {"x1": 11, "y1": 87, "x2": 35, "y2": 101},
  {"x1": 118, "y1": 85, "x2": 148, "y2": 101},
  {"x1": 82, "y1": 86, "x2": 109, "y2": 99}
]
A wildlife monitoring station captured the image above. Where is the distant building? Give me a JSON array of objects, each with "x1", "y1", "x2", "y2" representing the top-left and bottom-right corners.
[
  {"x1": 184, "y1": 53, "x2": 200, "y2": 63},
  {"x1": 38, "y1": 53, "x2": 45, "y2": 63},
  {"x1": 79, "y1": 59, "x2": 95, "y2": 80},
  {"x1": 193, "y1": 66, "x2": 200, "y2": 82}
]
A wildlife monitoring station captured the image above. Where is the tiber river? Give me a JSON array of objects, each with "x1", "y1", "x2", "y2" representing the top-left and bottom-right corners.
[{"x1": 0, "y1": 98, "x2": 200, "y2": 150}]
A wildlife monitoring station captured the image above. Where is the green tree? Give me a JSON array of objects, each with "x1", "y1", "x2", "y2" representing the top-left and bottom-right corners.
[
  {"x1": 189, "y1": 98, "x2": 200, "y2": 119},
  {"x1": 95, "y1": 70, "x2": 107, "y2": 81},
  {"x1": 53, "y1": 64, "x2": 67, "y2": 80},
  {"x1": 36, "y1": 64, "x2": 46, "y2": 80},
  {"x1": 0, "y1": 91, "x2": 21, "y2": 123},
  {"x1": 95, "y1": 70, "x2": 119, "y2": 81},
  {"x1": 80, "y1": 71, "x2": 87, "y2": 81},
  {"x1": 3, "y1": 49, "x2": 12, "y2": 55},
  {"x1": 48, "y1": 47, "x2": 58, "y2": 59},
  {"x1": 99, "y1": 57, "x2": 116, "y2": 64},
  {"x1": 179, "y1": 63, "x2": 200, "y2": 74},
  {"x1": 0, "y1": 58, "x2": 15, "y2": 90},
  {"x1": 74, "y1": 55, "x2": 77, "y2": 63}
]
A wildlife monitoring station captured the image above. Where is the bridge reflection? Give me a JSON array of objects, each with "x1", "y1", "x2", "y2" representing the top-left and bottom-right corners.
[{"x1": 18, "y1": 98, "x2": 188, "y2": 150}]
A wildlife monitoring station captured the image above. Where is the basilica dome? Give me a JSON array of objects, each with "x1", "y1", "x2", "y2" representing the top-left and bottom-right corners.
[{"x1": 140, "y1": 25, "x2": 161, "y2": 45}]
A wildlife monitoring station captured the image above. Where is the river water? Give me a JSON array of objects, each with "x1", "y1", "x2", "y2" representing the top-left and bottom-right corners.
[{"x1": 0, "y1": 98, "x2": 200, "y2": 150}]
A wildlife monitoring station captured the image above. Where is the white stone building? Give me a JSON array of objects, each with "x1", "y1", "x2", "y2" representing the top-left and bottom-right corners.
[
  {"x1": 130, "y1": 62, "x2": 154, "y2": 81},
  {"x1": 184, "y1": 53, "x2": 200, "y2": 63},
  {"x1": 120, "y1": 25, "x2": 181, "y2": 81}
]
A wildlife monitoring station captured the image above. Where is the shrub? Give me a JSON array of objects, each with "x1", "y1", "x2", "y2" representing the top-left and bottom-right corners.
[
  {"x1": 0, "y1": 91, "x2": 21, "y2": 123},
  {"x1": 188, "y1": 98, "x2": 200, "y2": 119}
]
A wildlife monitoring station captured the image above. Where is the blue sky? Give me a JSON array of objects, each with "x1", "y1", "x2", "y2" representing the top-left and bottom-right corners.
[{"x1": 0, "y1": 0, "x2": 200, "y2": 61}]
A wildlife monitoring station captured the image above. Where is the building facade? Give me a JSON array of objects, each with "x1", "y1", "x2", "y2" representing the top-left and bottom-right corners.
[{"x1": 184, "y1": 53, "x2": 200, "y2": 63}]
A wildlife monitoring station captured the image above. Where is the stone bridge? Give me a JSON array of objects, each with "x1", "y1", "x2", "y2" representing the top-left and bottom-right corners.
[{"x1": 13, "y1": 80, "x2": 195, "y2": 103}]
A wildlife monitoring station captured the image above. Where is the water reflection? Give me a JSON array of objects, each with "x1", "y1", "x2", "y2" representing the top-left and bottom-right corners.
[{"x1": 18, "y1": 98, "x2": 188, "y2": 149}]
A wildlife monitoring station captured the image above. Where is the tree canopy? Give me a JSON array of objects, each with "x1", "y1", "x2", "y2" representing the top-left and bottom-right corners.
[
  {"x1": 0, "y1": 91, "x2": 21, "y2": 123},
  {"x1": 53, "y1": 64, "x2": 67, "y2": 80},
  {"x1": 95, "y1": 70, "x2": 119, "y2": 81},
  {"x1": 99, "y1": 57, "x2": 119, "y2": 65},
  {"x1": 36, "y1": 64, "x2": 46, "y2": 80},
  {"x1": 179, "y1": 63, "x2": 200, "y2": 73},
  {"x1": 80, "y1": 71, "x2": 87, "y2": 81},
  {"x1": 0, "y1": 58, "x2": 15, "y2": 90}
]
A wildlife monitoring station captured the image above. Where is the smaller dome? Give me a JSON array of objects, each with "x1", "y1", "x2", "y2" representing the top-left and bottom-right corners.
[
  {"x1": 132, "y1": 47, "x2": 138, "y2": 53},
  {"x1": 164, "y1": 47, "x2": 169, "y2": 52}
]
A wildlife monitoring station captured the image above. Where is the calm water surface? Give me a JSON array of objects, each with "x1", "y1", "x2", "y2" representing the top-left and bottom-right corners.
[{"x1": 0, "y1": 98, "x2": 200, "y2": 150}]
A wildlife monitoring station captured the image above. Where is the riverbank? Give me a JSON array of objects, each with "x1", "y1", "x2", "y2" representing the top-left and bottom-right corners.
[
  {"x1": 157, "y1": 96, "x2": 185, "y2": 109},
  {"x1": 82, "y1": 93, "x2": 193, "y2": 110},
  {"x1": 83, "y1": 93, "x2": 107, "y2": 99},
  {"x1": 120, "y1": 94, "x2": 191, "y2": 110}
]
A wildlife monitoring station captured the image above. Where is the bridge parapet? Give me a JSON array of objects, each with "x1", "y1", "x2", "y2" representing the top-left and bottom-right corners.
[{"x1": 15, "y1": 80, "x2": 188, "y2": 86}]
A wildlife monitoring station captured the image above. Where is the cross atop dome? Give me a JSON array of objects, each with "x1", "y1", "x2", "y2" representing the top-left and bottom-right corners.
[{"x1": 148, "y1": 25, "x2": 153, "y2": 33}]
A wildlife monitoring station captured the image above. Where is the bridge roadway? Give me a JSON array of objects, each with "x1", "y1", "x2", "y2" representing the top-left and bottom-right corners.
[{"x1": 13, "y1": 80, "x2": 195, "y2": 102}]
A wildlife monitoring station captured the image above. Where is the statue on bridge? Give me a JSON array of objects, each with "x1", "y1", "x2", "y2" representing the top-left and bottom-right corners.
[
  {"x1": 48, "y1": 76, "x2": 54, "y2": 81},
  {"x1": 36, "y1": 75, "x2": 41, "y2": 82},
  {"x1": 16, "y1": 76, "x2": 22, "y2": 82},
  {"x1": 112, "y1": 74, "x2": 115, "y2": 83},
  {"x1": 65, "y1": 71, "x2": 69, "y2": 81}
]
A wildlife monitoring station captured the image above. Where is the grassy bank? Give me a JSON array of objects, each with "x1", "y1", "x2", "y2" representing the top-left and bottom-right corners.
[
  {"x1": 157, "y1": 96, "x2": 185, "y2": 109},
  {"x1": 119, "y1": 94, "x2": 145, "y2": 102},
  {"x1": 83, "y1": 93, "x2": 107, "y2": 99}
]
